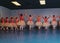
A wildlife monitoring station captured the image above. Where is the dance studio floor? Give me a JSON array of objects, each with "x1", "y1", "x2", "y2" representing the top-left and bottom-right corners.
[{"x1": 0, "y1": 28, "x2": 60, "y2": 43}]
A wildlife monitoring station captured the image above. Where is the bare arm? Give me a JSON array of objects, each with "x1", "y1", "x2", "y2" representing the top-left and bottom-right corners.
[
  {"x1": 42, "y1": 16, "x2": 44, "y2": 19},
  {"x1": 48, "y1": 15, "x2": 51, "y2": 19}
]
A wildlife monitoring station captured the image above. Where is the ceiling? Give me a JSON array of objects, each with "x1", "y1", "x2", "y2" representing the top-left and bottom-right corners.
[{"x1": 0, "y1": 0, "x2": 60, "y2": 10}]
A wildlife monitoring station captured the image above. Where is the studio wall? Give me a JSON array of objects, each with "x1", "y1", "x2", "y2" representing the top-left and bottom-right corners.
[
  {"x1": 11, "y1": 8, "x2": 60, "y2": 21},
  {"x1": 0, "y1": 6, "x2": 11, "y2": 17},
  {"x1": 0, "y1": 6, "x2": 60, "y2": 21}
]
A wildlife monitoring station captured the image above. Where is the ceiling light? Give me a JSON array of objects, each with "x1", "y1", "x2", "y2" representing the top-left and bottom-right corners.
[
  {"x1": 40, "y1": 0, "x2": 46, "y2": 5},
  {"x1": 11, "y1": 1, "x2": 21, "y2": 6}
]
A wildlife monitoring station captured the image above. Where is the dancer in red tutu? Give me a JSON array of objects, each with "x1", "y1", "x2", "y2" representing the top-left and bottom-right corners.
[
  {"x1": 10, "y1": 17, "x2": 16, "y2": 30},
  {"x1": 0, "y1": 18, "x2": 1, "y2": 30},
  {"x1": 58, "y1": 16, "x2": 60, "y2": 26},
  {"x1": 17, "y1": 14, "x2": 25, "y2": 30},
  {"x1": 51, "y1": 15, "x2": 57, "y2": 29},
  {"x1": 0, "y1": 17, "x2": 5, "y2": 30},
  {"x1": 35, "y1": 16, "x2": 42, "y2": 29},
  {"x1": 42, "y1": 16, "x2": 50, "y2": 29},
  {"x1": 27, "y1": 15, "x2": 34, "y2": 30},
  {"x1": 5, "y1": 17, "x2": 10, "y2": 30},
  {"x1": 15, "y1": 17, "x2": 19, "y2": 30}
]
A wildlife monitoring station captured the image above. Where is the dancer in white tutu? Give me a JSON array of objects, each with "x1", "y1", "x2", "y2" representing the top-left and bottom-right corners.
[
  {"x1": 59, "y1": 21, "x2": 60, "y2": 26},
  {"x1": 9, "y1": 17, "x2": 17, "y2": 30},
  {"x1": 58, "y1": 16, "x2": 60, "y2": 26},
  {"x1": 4, "y1": 17, "x2": 10, "y2": 30},
  {"x1": 51, "y1": 15, "x2": 57, "y2": 29},
  {"x1": 35, "y1": 16, "x2": 42, "y2": 29},
  {"x1": 17, "y1": 14, "x2": 25, "y2": 30},
  {"x1": 0, "y1": 18, "x2": 1, "y2": 30},
  {"x1": 15, "y1": 17, "x2": 19, "y2": 30},
  {"x1": 27, "y1": 15, "x2": 34, "y2": 30},
  {"x1": 42, "y1": 16, "x2": 50, "y2": 29},
  {"x1": 0, "y1": 17, "x2": 5, "y2": 30}
]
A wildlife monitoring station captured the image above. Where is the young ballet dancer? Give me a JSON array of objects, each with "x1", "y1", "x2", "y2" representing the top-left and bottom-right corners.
[
  {"x1": 58, "y1": 16, "x2": 60, "y2": 26},
  {"x1": 27, "y1": 15, "x2": 34, "y2": 30},
  {"x1": 9, "y1": 17, "x2": 16, "y2": 30},
  {"x1": 35, "y1": 16, "x2": 42, "y2": 29},
  {"x1": 4, "y1": 17, "x2": 9, "y2": 30},
  {"x1": 42, "y1": 16, "x2": 50, "y2": 29},
  {"x1": 15, "y1": 17, "x2": 19, "y2": 30},
  {"x1": 1, "y1": 17, "x2": 5, "y2": 30},
  {"x1": 0, "y1": 18, "x2": 1, "y2": 29},
  {"x1": 51, "y1": 15, "x2": 57, "y2": 29},
  {"x1": 17, "y1": 14, "x2": 26, "y2": 30}
]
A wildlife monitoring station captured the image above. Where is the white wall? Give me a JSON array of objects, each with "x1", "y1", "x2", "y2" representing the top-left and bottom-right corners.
[
  {"x1": 0, "y1": 6, "x2": 60, "y2": 21},
  {"x1": 0, "y1": 6, "x2": 11, "y2": 18},
  {"x1": 0, "y1": 6, "x2": 60, "y2": 17},
  {"x1": 11, "y1": 8, "x2": 60, "y2": 21},
  {"x1": 11, "y1": 8, "x2": 60, "y2": 16}
]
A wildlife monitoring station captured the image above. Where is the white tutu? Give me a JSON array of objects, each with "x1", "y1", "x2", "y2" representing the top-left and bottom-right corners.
[
  {"x1": 16, "y1": 22, "x2": 18, "y2": 26},
  {"x1": 9, "y1": 23, "x2": 17, "y2": 27},
  {"x1": 51, "y1": 21, "x2": 57, "y2": 27},
  {"x1": 27, "y1": 21, "x2": 34, "y2": 26},
  {"x1": 0, "y1": 23, "x2": 2, "y2": 26},
  {"x1": 43, "y1": 22, "x2": 50, "y2": 27},
  {"x1": 4, "y1": 23, "x2": 10, "y2": 27},
  {"x1": 1, "y1": 23, "x2": 5, "y2": 27},
  {"x1": 35, "y1": 22, "x2": 42, "y2": 27},
  {"x1": 59, "y1": 21, "x2": 60, "y2": 25},
  {"x1": 17, "y1": 20, "x2": 25, "y2": 26}
]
